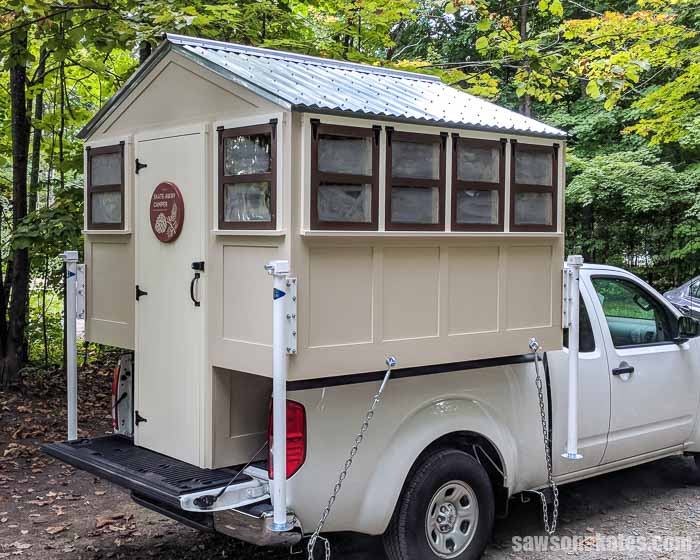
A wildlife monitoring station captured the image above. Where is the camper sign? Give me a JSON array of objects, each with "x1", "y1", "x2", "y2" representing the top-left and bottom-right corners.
[{"x1": 150, "y1": 182, "x2": 184, "y2": 242}]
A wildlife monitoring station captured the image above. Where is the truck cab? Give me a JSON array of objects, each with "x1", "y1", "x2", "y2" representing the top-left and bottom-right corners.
[{"x1": 550, "y1": 264, "x2": 700, "y2": 479}]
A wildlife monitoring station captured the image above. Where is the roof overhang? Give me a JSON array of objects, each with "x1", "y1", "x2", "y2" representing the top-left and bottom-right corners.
[{"x1": 291, "y1": 105, "x2": 568, "y2": 140}]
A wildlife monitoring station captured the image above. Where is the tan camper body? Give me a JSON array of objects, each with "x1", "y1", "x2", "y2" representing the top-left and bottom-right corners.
[{"x1": 81, "y1": 35, "x2": 566, "y2": 467}]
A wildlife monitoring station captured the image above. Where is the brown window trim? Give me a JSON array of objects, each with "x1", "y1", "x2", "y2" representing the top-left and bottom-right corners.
[
  {"x1": 310, "y1": 120, "x2": 380, "y2": 231},
  {"x1": 509, "y1": 140, "x2": 558, "y2": 233},
  {"x1": 385, "y1": 128, "x2": 446, "y2": 231},
  {"x1": 218, "y1": 121, "x2": 277, "y2": 231},
  {"x1": 86, "y1": 143, "x2": 125, "y2": 230},
  {"x1": 451, "y1": 135, "x2": 505, "y2": 232}
]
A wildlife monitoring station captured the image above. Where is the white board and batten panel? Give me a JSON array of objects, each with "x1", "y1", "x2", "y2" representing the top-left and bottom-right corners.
[
  {"x1": 287, "y1": 236, "x2": 563, "y2": 381},
  {"x1": 209, "y1": 241, "x2": 280, "y2": 376},
  {"x1": 84, "y1": 234, "x2": 134, "y2": 349}
]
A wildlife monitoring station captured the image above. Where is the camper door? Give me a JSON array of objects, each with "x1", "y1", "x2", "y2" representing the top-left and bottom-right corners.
[{"x1": 134, "y1": 128, "x2": 206, "y2": 465}]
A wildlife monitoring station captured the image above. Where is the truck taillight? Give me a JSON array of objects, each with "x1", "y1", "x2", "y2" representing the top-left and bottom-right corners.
[
  {"x1": 111, "y1": 366, "x2": 120, "y2": 430},
  {"x1": 268, "y1": 400, "x2": 306, "y2": 479}
]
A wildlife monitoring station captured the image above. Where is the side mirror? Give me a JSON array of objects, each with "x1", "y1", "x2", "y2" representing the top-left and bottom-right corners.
[{"x1": 676, "y1": 315, "x2": 700, "y2": 343}]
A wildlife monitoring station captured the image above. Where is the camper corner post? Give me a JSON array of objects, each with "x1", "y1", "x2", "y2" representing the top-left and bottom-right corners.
[
  {"x1": 563, "y1": 254, "x2": 584, "y2": 460},
  {"x1": 265, "y1": 259, "x2": 294, "y2": 532},
  {"x1": 61, "y1": 250, "x2": 79, "y2": 441}
]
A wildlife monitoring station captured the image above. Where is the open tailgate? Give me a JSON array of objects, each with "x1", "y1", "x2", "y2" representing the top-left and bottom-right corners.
[{"x1": 42, "y1": 435, "x2": 248, "y2": 508}]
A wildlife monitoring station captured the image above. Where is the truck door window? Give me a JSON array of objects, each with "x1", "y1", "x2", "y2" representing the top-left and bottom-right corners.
[
  {"x1": 563, "y1": 296, "x2": 595, "y2": 353},
  {"x1": 689, "y1": 280, "x2": 700, "y2": 300},
  {"x1": 591, "y1": 277, "x2": 674, "y2": 347}
]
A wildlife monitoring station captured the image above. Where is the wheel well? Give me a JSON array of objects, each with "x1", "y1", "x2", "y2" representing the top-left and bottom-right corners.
[{"x1": 412, "y1": 431, "x2": 509, "y2": 518}]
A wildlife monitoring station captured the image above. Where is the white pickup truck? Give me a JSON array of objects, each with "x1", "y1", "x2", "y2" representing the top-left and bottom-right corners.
[{"x1": 44, "y1": 263, "x2": 700, "y2": 560}]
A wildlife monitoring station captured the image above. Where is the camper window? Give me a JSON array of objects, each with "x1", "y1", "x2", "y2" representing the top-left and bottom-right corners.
[
  {"x1": 510, "y1": 142, "x2": 558, "y2": 232},
  {"x1": 87, "y1": 144, "x2": 124, "y2": 230},
  {"x1": 385, "y1": 129, "x2": 446, "y2": 230},
  {"x1": 451, "y1": 136, "x2": 504, "y2": 231},
  {"x1": 310, "y1": 121, "x2": 379, "y2": 230},
  {"x1": 218, "y1": 123, "x2": 276, "y2": 230}
]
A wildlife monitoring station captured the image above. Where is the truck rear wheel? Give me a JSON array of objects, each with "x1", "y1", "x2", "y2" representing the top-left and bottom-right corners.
[{"x1": 384, "y1": 449, "x2": 494, "y2": 560}]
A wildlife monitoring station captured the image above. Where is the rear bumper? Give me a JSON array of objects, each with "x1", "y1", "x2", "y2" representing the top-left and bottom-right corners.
[
  {"x1": 42, "y1": 436, "x2": 301, "y2": 547},
  {"x1": 213, "y1": 504, "x2": 302, "y2": 546}
]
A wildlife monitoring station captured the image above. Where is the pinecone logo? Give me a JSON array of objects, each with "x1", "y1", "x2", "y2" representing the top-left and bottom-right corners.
[{"x1": 154, "y1": 212, "x2": 167, "y2": 234}]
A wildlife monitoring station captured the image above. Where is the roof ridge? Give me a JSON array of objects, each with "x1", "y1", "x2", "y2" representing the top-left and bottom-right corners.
[{"x1": 165, "y1": 33, "x2": 441, "y2": 83}]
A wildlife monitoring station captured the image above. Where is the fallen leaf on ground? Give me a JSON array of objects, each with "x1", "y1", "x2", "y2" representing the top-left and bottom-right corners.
[
  {"x1": 95, "y1": 514, "x2": 125, "y2": 529},
  {"x1": 46, "y1": 524, "x2": 69, "y2": 535}
]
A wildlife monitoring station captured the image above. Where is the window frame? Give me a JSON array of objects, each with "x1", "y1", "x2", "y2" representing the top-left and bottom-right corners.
[
  {"x1": 509, "y1": 141, "x2": 558, "y2": 233},
  {"x1": 385, "y1": 128, "x2": 446, "y2": 231},
  {"x1": 218, "y1": 121, "x2": 277, "y2": 231},
  {"x1": 451, "y1": 135, "x2": 505, "y2": 232},
  {"x1": 563, "y1": 295, "x2": 597, "y2": 353},
  {"x1": 86, "y1": 143, "x2": 125, "y2": 230},
  {"x1": 310, "y1": 120, "x2": 380, "y2": 231},
  {"x1": 591, "y1": 275, "x2": 677, "y2": 349}
]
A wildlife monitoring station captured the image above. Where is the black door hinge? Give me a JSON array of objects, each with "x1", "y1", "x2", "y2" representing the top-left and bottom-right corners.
[
  {"x1": 135, "y1": 159, "x2": 148, "y2": 174},
  {"x1": 135, "y1": 411, "x2": 148, "y2": 425},
  {"x1": 136, "y1": 285, "x2": 148, "y2": 301}
]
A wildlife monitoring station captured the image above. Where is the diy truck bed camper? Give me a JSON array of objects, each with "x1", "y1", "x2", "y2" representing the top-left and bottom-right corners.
[{"x1": 43, "y1": 33, "x2": 589, "y2": 558}]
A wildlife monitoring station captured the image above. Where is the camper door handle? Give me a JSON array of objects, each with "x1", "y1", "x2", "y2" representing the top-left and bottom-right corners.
[
  {"x1": 190, "y1": 273, "x2": 201, "y2": 307},
  {"x1": 136, "y1": 285, "x2": 148, "y2": 301}
]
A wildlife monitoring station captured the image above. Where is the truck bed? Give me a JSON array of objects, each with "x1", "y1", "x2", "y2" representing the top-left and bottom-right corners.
[{"x1": 42, "y1": 435, "x2": 249, "y2": 508}]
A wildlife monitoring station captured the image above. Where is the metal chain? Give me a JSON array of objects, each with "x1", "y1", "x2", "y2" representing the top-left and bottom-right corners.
[
  {"x1": 528, "y1": 338, "x2": 559, "y2": 536},
  {"x1": 306, "y1": 357, "x2": 397, "y2": 560}
]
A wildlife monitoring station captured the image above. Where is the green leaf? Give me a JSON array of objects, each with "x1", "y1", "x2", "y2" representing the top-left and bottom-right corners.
[
  {"x1": 475, "y1": 36, "x2": 489, "y2": 51},
  {"x1": 586, "y1": 80, "x2": 601, "y2": 99},
  {"x1": 550, "y1": 0, "x2": 564, "y2": 17},
  {"x1": 476, "y1": 19, "x2": 490, "y2": 32}
]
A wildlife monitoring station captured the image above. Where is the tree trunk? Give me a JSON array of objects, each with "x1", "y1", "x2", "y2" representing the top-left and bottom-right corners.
[
  {"x1": 1, "y1": 30, "x2": 32, "y2": 388},
  {"x1": 29, "y1": 48, "x2": 47, "y2": 213},
  {"x1": 519, "y1": 1, "x2": 532, "y2": 117}
]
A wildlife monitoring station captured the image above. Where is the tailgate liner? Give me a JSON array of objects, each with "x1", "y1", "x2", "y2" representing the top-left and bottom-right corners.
[{"x1": 42, "y1": 435, "x2": 247, "y2": 507}]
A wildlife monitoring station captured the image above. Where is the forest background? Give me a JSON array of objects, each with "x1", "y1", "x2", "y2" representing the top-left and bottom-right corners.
[{"x1": 1, "y1": 0, "x2": 698, "y2": 387}]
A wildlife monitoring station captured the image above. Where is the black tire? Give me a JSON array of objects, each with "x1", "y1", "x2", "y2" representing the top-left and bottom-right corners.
[
  {"x1": 384, "y1": 449, "x2": 495, "y2": 560},
  {"x1": 695, "y1": 454, "x2": 700, "y2": 470}
]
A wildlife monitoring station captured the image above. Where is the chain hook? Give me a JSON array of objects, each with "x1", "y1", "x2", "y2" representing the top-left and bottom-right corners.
[
  {"x1": 529, "y1": 339, "x2": 559, "y2": 536},
  {"x1": 306, "y1": 357, "x2": 397, "y2": 560}
]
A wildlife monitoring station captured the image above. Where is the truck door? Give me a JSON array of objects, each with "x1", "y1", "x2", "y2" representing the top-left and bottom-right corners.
[
  {"x1": 549, "y1": 281, "x2": 611, "y2": 476},
  {"x1": 589, "y1": 272, "x2": 700, "y2": 463}
]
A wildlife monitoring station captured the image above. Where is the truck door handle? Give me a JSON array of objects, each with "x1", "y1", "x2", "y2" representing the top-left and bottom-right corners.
[
  {"x1": 612, "y1": 363, "x2": 635, "y2": 376},
  {"x1": 190, "y1": 273, "x2": 201, "y2": 307}
]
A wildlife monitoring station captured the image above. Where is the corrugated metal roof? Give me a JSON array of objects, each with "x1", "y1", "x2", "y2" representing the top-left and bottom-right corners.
[{"x1": 79, "y1": 34, "x2": 566, "y2": 139}]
